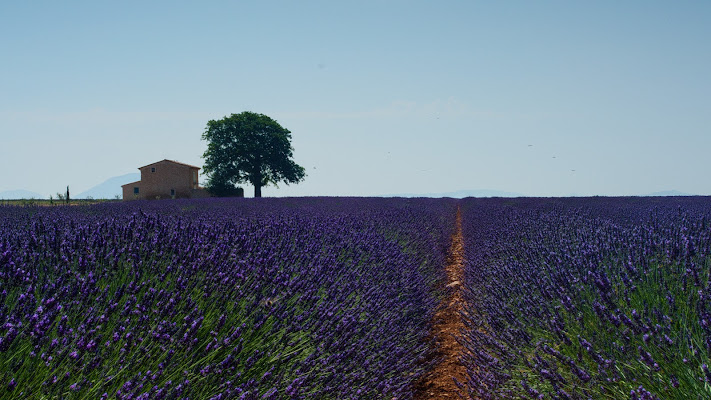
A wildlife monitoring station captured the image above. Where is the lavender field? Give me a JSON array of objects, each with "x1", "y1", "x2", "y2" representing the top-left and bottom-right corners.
[
  {"x1": 2, "y1": 197, "x2": 711, "y2": 399},
  {"x1": 460, "y1": 197, "x2": 711, "y2": 399},
  {"x1": 0, "y1": 198, "x2": 456, "y2": 399}
]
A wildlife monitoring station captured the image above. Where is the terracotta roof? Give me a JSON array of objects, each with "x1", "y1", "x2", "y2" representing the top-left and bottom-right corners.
[
  {"x1": 138, "y1": 159, "x2": 201, "y2": 170},
  {"x1": 121, "y1": 180, "x2": 141, "y2": 188}
]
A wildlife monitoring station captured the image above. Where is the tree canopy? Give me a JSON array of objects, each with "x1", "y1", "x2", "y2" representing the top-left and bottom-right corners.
[{"x1": 201, "y1": 112, "x2": 306, "y2": 197}]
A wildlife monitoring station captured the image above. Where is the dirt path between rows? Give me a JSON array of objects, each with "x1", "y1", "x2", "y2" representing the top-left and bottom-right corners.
[{"x1": 413, "y1": 206, "x2": 467, "y2": 399}]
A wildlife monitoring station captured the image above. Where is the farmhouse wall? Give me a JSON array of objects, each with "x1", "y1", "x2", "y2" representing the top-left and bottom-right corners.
[{"x1": 122, "y1": 181, "x2": 143, "y2": 200}]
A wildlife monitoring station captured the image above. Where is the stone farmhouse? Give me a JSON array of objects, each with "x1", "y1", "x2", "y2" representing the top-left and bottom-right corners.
[{"x1": 122, "y1": 159, "x2": 211, "y2": 200}]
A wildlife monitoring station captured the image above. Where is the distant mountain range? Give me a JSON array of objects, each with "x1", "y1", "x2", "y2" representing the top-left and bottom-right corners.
[
  {"x1": 76, "y1": 173, "x2": 140, "y2": 199},
  {"x1": 384, "y1": 189, "x2": 524, "y2": 198},
  {"x1": 644, "y1": 190, "x2": 693, "y2": 197},
  {"x1": 0, "y1": 189, "x2": 45, "y2": 199},
  {"x1": 0, "y1": 174, "x2": 140, "y2": 200},
  {"x1": 0, "y1": 181, "x2": 701, "y2": 200},
  {"x1": 385, "y1": 189, "x2": 700, "y2": 198}
]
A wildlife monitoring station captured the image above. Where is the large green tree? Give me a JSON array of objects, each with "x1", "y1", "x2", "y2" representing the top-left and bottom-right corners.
[{"x1": 201, "y1": 111, "x2": 306, "y2": 197}]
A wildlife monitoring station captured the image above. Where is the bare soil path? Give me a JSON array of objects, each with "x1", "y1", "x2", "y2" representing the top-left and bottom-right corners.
[{"x1": 413, "y1": 206, "x2": 467, "y2": 399}]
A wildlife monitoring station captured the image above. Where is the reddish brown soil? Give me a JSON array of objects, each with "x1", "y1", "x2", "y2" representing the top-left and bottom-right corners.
[{"x1": 413, "y1": 207, "x2": 467, "y2": 399}]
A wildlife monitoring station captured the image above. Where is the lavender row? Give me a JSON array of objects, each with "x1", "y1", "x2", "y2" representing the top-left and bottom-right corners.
[
  {"x1": 459, "y1": 197, "x2": 711, "y2": 399},
  {"x1": 0, "y1": 197, "x2": 456, "y2": 399}
]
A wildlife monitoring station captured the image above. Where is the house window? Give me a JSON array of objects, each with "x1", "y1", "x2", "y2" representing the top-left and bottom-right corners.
[
  {"x1": 170, "y1": 189, "x2": 175, "y2": 196},
  {"x1": 151, "y1": 167, "x2": 156, "y2": 173},
  {"x1": 134, "y1": 187, "x2": 139, "y2": 194}
]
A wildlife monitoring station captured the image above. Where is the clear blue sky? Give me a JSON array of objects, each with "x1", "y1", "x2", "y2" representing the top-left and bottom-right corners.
[{"x1": 2, "y1": 1, "x2": 709, "y2": 197}]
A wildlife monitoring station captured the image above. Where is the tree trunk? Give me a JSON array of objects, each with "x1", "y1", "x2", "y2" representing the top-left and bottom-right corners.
[{"x1": 253, "y1": 169, "x2": 263, "y2": 198}]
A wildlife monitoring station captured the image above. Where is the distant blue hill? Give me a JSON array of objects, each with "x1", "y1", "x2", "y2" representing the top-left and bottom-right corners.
[
  {"x1": 0, "y1": 189, "x2": 44, "y2": 199},
  {"x1": 77, "y1": 173, "x2": 140, "y2": 199},
  {"x1": 644, "y1": 190, "x2": 694, "y2": 197},
  {"x1": 384, "y1": 189, "x2": 700, "y2": 198},
  {"x1": 384, "y1": 189, "x2": 524, "y2": 198}
]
